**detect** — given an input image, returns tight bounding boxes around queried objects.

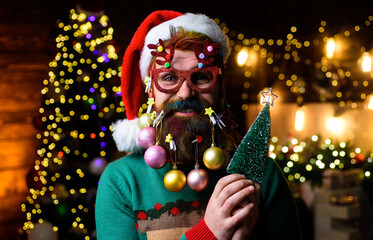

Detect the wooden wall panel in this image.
[0,4,52,239]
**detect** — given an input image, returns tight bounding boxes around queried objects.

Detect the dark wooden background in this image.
[0,2,52,239]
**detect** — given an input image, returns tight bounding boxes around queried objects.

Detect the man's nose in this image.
[176,78,195,99]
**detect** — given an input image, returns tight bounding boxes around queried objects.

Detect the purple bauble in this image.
[187,168,209,191]
[138,127,156,149]
[144,145,167,169]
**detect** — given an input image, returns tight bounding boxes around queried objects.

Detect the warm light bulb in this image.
[326,38,335,58]
[366,94,373,110]
[237,48,249,66]
[326,117,344,133]
[361,52,372,72]
[295,108,305,131]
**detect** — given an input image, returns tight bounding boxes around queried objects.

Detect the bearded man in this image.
[95,10,302,240]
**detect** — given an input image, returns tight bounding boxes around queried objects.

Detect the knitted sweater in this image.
[95,154,302,239]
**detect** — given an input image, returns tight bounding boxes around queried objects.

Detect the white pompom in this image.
[112,118,144,153]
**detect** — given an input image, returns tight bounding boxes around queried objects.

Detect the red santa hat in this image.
[112,10,230,153]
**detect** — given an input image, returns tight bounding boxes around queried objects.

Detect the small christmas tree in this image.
[226,88,276,183]
[226,103,270,183]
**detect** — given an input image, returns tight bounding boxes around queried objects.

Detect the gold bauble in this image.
[164,169,186,192]
[138,113,153,129]
[203,146,226,170]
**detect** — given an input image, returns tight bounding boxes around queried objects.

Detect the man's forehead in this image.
[149,38,221,70]
[155,50,199,70]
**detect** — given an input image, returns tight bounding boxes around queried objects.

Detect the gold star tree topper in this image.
[260,87,278,106]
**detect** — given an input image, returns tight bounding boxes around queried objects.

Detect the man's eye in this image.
[191,72,212,85]
[159,73,179,85]
[164,75,177,81]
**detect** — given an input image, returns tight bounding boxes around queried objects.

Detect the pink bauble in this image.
[187,168,209,191]
[138,127,156,149]
[144,145,167,169]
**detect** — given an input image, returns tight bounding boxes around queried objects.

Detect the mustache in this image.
[163,99,210,113]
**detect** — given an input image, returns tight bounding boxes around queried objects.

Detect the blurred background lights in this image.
[237,48,249,66]
[295,108,305,131]
[236,47,258,67]
[326,38,336,58]
[311,135,319,141]
[360,52,372,72]
[366,94,373,110]
[326,117,344,133]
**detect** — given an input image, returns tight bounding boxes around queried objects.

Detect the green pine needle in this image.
[226,103,271,183]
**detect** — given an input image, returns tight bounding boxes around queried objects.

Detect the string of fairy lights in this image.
[138,15,373,187]
[215,15,373,109]
[22,9,123,239]
[213,15,373,185]
[269,135,373,184]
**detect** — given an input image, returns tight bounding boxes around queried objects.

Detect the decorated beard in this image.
[112,13,240,193]
[160,98,213,167]
[138,38,240,192]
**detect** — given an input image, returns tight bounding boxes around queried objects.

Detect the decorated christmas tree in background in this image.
[21,7,123,240]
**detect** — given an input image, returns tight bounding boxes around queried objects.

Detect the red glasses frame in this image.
[151,66,221,94]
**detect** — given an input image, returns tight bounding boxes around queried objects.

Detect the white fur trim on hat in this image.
[139,12,230,81]
[112,118,144,153]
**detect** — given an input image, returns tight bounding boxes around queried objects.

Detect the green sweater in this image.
[95,154,302,239]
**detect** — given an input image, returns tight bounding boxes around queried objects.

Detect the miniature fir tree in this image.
[226,88,277,183]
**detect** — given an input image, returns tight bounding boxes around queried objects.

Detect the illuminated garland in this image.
[269,134,373,187]
[21,9,123,239]
[213,16,373,190]
[215,15,373,109]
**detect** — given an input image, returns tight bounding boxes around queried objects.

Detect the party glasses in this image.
[151,66,221,93]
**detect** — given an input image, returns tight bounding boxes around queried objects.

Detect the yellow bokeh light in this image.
[325,38,335,58]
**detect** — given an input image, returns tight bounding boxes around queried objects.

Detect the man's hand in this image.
[204,174,260,240]
[231,182,260,240]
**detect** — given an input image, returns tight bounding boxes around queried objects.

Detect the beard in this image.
[156,97,241,169]
[158,98,213,167]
